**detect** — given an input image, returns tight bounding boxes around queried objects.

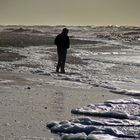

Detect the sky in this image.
[0,0,140,26]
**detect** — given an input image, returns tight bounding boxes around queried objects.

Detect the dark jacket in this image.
[54,33,70,50]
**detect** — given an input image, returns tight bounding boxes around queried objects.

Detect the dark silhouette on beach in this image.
[54,28,70,73]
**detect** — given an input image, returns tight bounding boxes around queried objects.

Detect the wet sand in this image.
[0,72,128,140]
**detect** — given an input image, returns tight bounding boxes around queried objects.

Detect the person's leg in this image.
[56,49,61,72]
[61,50,67,73]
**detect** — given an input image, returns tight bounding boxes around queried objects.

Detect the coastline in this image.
[0,25,140,139]
[0,71,128,140]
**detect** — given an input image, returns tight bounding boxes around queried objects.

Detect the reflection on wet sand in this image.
[51,91,65,121]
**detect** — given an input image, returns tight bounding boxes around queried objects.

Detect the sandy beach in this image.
[0,71,128,140]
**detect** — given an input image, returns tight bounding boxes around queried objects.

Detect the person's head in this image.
[62,28,69,35]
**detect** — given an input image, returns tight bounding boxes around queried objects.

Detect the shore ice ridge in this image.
[47,98,140,140]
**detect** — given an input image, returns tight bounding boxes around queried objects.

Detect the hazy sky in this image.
[0,0,140,26]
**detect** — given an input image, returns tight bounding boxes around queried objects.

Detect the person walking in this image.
[54,28,70,73]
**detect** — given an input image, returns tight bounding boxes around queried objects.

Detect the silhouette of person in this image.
[54,28,70,73]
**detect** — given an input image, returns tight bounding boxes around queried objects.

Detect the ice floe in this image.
[110,89,140,97]
[47,98,140,140]
[71,98,140,119]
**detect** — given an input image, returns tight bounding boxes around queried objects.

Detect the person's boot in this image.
[61,67,65,73]
[61,69,65,73]
[56,66,59,73]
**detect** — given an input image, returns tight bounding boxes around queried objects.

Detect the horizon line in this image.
[0,24,140,27]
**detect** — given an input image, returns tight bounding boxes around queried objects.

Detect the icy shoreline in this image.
[47,98,140,140]
[0,25,140,139]
[0,25,140,93]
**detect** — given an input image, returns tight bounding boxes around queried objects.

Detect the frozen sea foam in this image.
[47,98,140,140]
